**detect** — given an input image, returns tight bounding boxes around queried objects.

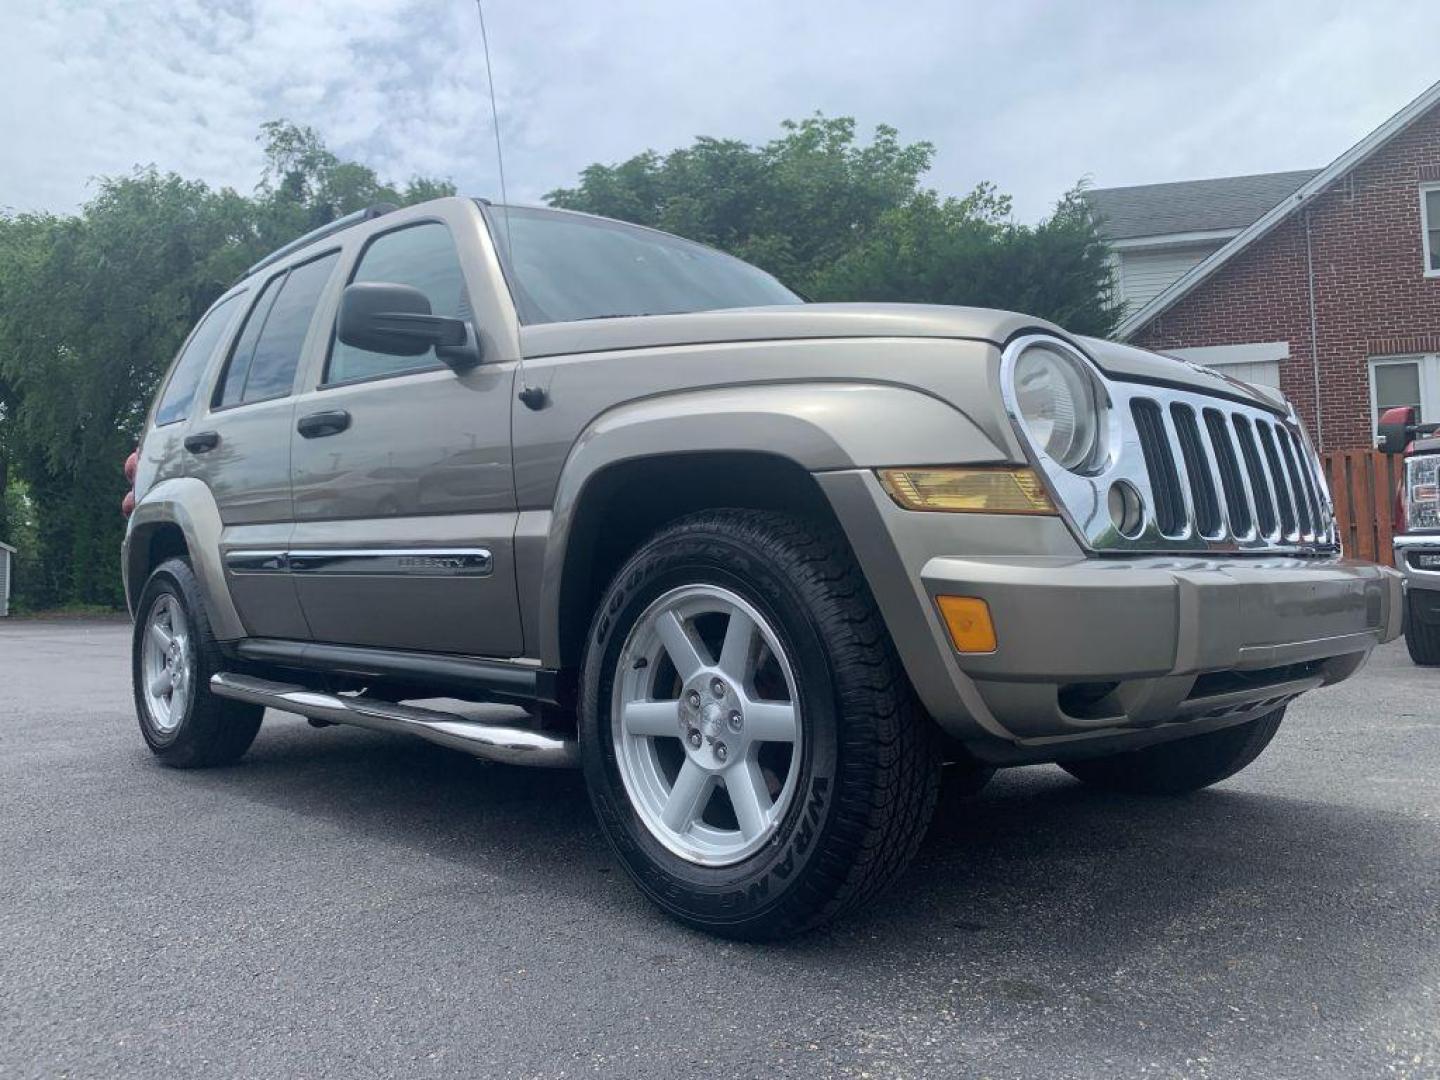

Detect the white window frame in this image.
[1419,183,1440,278]
[1368,354,1440,438]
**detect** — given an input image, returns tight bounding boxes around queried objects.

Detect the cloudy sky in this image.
[3,0,1438,222]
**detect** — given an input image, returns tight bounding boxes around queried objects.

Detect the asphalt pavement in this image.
[1,618,1437,1079]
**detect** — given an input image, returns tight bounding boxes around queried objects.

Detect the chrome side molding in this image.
[224,550,289,574]
[224,548,493,577]
[209,672,577,768]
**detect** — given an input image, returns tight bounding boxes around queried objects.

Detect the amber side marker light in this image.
[936,595,997,654]
[877,467,1056,514]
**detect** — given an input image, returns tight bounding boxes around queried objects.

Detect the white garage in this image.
[1164,340,1287,391]
[0,540,13,617]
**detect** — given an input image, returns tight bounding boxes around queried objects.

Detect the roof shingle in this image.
[1084,170,1319,241]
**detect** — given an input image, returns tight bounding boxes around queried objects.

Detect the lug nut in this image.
[714,742,728,763]
[711,678,727,698]
[687,730,702,749]
[727,710,743,733]
[686,690,702,709]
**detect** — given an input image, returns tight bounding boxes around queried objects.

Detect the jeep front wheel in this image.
[580,510,941,940]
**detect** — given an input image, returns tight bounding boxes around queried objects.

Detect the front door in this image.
[288,217,523,658]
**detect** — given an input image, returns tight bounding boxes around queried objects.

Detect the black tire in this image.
[1404,597,1440,665]
[941,761,997,800]
[1060,707,1285,795]
[580,510,942,940]
[131,558,263,768]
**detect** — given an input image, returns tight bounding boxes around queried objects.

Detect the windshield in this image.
[479,204,801,325]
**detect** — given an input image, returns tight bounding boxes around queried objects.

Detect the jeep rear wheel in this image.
[580,510,941,940]
[132,558,263,767]
[1060,707,1285,795]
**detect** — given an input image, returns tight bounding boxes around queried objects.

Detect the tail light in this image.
[121,448,138,517]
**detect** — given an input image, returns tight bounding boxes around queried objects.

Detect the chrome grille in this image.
[1170,403,1222,537]
[1131,399,1185,536]
[1003,335,1338,556]
[1203,408,1251,536]
[1119,394,1336,552]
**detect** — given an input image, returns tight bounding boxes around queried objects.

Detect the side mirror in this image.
[336,282,481,372]
[1377,405,1417,455]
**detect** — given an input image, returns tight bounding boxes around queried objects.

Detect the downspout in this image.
[1304,207,1324,449]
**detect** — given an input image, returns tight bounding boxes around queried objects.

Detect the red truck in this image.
[1380,406,1440,664]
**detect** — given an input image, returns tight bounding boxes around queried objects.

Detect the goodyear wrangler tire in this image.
[132,558,263,768]
[580,510,942,940]
[1060,707,1285,795]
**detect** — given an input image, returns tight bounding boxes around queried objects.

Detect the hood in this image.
[519,301,1285,412]
[519,302,1055,358]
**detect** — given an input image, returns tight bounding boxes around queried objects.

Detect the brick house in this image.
[1085,79,1440,451]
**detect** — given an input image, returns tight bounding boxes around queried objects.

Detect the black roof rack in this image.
[243,203,399,279]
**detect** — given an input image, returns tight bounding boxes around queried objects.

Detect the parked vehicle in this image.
[1378,407,1440,664]
[122,197,1403,939]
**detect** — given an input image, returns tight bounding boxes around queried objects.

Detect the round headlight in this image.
[1012,345,1105,472]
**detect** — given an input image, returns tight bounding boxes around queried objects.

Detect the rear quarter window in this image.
[153,293,243,426]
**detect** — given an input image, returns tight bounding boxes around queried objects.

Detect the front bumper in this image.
[1394,537,1440,625]
[922,554,1401,752]
[818,469,1403,762]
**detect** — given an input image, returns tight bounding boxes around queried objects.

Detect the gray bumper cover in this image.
[922,554,1402,751]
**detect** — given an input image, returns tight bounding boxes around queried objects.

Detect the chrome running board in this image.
[209,673,578,769]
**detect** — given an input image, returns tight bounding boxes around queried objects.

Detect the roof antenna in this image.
[474,1,544,409]
[475,1,514,262]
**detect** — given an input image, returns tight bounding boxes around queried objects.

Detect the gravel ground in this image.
[1,618,1436,1079]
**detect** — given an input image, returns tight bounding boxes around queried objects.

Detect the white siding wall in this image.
[1166,342,1289,392]
[0,549,9,617]
[1117,244,1223,312]
[1204,359,1281,389]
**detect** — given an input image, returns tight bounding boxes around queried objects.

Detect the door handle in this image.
[184,431,220,453]
[297,410,352,439]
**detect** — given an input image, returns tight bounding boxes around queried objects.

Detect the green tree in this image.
[547,115,934,294]
[547,115,1118,334]
[0,122,453,609]
[812,184,1120,337]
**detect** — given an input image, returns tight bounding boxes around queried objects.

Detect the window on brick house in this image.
[1422,185,1440,275]
[1368,356,1440,438]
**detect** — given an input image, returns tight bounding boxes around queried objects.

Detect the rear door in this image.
[187,249,342,639]
[287,209,523,658]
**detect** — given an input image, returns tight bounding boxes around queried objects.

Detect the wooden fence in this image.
[1323,448,1401,566]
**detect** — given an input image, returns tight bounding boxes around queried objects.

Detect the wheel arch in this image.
[123,477,245,639]
[534,381,1007,670]
[550,451,841,670]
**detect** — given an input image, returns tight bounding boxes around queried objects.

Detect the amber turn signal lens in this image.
[877,467,1056,514]
[936,595,997,654]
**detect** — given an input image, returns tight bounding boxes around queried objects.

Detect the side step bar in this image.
[232,638,563,706]
[210,673,578,769]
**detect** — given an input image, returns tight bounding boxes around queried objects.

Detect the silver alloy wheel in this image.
[612,584,803,866]
[141,594,193,734]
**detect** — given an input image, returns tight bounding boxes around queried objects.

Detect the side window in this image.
[1371,359,1424,430]
[327,222,469,385]
[1422,186,1440,275]
[154,293,241,426]
[216,251,340,408]
[216,273,283,408]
